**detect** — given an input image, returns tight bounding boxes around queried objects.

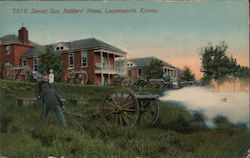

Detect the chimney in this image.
[18,27,29,43]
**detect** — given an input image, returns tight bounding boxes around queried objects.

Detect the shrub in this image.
[0,133,45,158]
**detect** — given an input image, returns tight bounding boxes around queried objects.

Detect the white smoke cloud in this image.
[159,86,250,127]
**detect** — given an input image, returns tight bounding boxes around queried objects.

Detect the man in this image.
[48,69,54,84]
[35,73,51,105]
[41,83,67,128]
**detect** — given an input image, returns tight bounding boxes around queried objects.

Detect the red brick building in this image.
[116,56,179,85]
[0,27,33,70]
[53,39,126,84]
[0,27,127,85]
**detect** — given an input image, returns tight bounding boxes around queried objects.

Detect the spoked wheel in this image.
[100,88,139,127]
[137,99,159,125]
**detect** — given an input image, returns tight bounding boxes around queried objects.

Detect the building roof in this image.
[65,38,126,54]
[21,44,46,58]
[22,38,127,58]
[116,56,176,69]
[0,35,22,45]
[1,26,126,58]
[0,34,46,58]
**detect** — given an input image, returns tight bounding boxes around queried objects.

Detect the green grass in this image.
[0,80,249,158]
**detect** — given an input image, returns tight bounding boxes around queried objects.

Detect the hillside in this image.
[0,80,249,158]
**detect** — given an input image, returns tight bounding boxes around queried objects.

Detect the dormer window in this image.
[55,46,64,51]
[5,45,11,54]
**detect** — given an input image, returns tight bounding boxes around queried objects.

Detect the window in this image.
[56,47,60,50]
[138,69,142,76]
[5,61,10,66]
[81,51,87,67]
[69,53,74,68]
[103,54,108,66]
[5,45,11,54]
[61,46,63,50]
[33,57,39,71]
[22,59,27,66]
[128,70,131,77]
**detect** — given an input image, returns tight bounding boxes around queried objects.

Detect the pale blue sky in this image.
[0,0,248,77]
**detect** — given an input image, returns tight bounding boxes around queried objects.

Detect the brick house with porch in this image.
[116,56,179,85]
[0,27,127,85]
[53,39,126,85]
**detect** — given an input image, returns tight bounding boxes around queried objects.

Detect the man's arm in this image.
[55,91,64,107]
[41,91,45,104]
[35,82,41,99]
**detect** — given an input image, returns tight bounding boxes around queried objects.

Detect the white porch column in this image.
[108,74,111,84]
[101,51,104,85]
[107,53,109,69]
[114,54,116,71]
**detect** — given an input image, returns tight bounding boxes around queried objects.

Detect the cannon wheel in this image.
[137,99,159,125]
[100,88,139,127]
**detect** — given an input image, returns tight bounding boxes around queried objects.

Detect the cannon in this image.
[100,88,159,127]
[16,88,160,128]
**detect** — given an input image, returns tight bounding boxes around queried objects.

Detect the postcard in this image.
[0,1,249,158]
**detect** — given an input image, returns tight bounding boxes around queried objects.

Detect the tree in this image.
[144,59,164,79]
[181,66,195,81]
[41,46,64,82]
[236,66,250,82]
[200,42,237,85]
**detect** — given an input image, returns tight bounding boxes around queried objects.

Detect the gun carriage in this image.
[16,87,159,128]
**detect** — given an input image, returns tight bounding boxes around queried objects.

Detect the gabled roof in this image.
[65,38,126,54]
[21,38,126,58]
[1,33,126,58]
[0,35,22,45]
[20,44,46,58]
[116,56,176,69]
[131,57,158,67]
[0,34,46,58]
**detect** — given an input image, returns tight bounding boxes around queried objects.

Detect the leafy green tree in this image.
[41,46,64,82]
[181,66,195,81]
[144,59,164,79]
[200,42,237,85]
[236,66,250,82]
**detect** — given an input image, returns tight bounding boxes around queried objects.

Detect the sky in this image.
[0,0,249,79]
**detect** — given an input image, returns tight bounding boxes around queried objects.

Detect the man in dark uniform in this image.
[41,83,67,128]
[35,73,51,102]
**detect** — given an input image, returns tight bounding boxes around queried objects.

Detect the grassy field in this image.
[0,80,249,158]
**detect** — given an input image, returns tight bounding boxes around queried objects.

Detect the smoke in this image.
[159,86,249,127]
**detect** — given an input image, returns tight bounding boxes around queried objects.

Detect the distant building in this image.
[116,56,179,84]
[0,26,126,85]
